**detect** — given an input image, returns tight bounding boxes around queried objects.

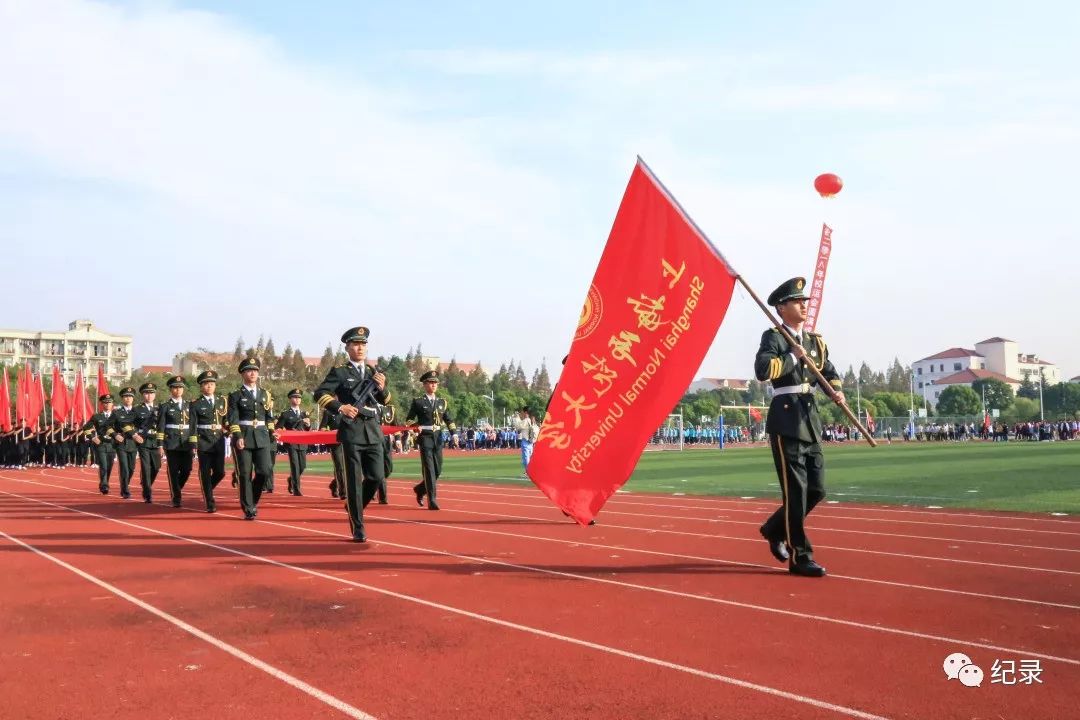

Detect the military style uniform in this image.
[276,389,311,496]
[190,371,228,512]
[81,396,118,493]
[157,376,194,507]
[132,383,162,503]
[314,326,391,541]
[406,370,456,510]
[754,277,843,577]
[228,357,276,519]
[111,388,139,499]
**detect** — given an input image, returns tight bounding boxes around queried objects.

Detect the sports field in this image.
[310,440,1080,514]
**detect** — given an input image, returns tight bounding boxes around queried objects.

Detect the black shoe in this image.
[265,488,274,494]
[121,492,131,499]
[244,512,255,520]
[788,559,826,577]
[428,501,441,511]
[144,497,152,504]
[760,526,790,563]
[588,519,597,526]
[100,487,109,495]
[294,490,303,497]
[352,531,367,542]
[172,501,181,508]
[414,485,425,507]
[207,505,216,513]
[377,499,388,505]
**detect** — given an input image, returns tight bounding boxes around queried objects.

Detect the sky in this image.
[2,0,1078,382]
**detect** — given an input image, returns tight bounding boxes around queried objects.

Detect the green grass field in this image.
[304,440,1080,514]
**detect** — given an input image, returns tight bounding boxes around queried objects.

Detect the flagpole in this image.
[735,276,877,447]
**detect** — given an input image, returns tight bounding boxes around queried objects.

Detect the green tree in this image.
[744,379,766,405]
[1017,378,1039,400]
[971,378,1014,412]
[1002,397,1040,424]
[263,337,277,378]
[512,362,529,390]
[530,360,552,397]
[886,358,910,393]
[318,344,335,376]
[490,363,512,394]
[936,386,981,416]
[465,364,489,395]
[232,337,245,365]
[1043,381,1080,418]
[443,358,467,395]
[290,348,307,384]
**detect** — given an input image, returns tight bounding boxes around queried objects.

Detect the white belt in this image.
[239,420,265,427]
[196,423,221,430]
[773,383,812,396]
[165,424,189,430]
[418,425,441,431]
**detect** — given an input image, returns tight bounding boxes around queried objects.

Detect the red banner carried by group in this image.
[0,368,11,432]
[528,159,739,525]
[804,223,832,332]
[51,366,70,424]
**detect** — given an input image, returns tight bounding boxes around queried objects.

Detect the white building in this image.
[0,319,133,385]
[688,378,750,393]
[913,336,1059,408]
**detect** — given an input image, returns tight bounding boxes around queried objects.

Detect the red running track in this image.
[0,464,1077,719]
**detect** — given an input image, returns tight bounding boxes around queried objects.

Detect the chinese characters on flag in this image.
[528,159,738,525]
[804,223,832,332]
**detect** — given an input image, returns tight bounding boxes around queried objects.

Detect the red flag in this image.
[25,372,43,432]
[529,159,738,524]
[749,407,762,423]
[0,367,11,433]
[71,371,87,427]
[804,224,832,333]
[15,366,27,428]
[96,363,109,401]
[983,412,991,430]
[51,366,70,424]
[865,409,875,434]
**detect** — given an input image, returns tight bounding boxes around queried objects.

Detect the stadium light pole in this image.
[1038,368,1045,422]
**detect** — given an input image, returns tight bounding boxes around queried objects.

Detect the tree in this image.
[1043,381,1080,418]
[936,386,981,416]
[1017,378,1039,400]
[490,363,512,394]
[443,358,467,396]
[465,364,489,395]
[512,362,529,390]
[264,337,277,378]
[290,348,307,383]
[744,379,766,405]
[857,362,873,387]
[1003,397,1040,424]
[530,360,552,397]
[232,337,245,365]
[318,344,335,376]
[886,358,910,393]
[971,378,1014,412]
[842,365,856,387]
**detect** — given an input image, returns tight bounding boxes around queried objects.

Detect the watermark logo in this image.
[944,653,1043,688]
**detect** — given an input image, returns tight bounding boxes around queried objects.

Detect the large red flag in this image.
[15,366,27,428]
[528,158,738,524]
[24,371,43,432]
[51,366,70,424]
[71,371,90,427]
[96,363,109,401]
[0,367,11,432]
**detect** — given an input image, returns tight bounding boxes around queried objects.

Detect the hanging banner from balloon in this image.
[805,223,832,332]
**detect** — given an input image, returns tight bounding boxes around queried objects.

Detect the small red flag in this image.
[528,158,738,525]
[96,363,109,401]
[51,366,70,424]
[0,367,11,433]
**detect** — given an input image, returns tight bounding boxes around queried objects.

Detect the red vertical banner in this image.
[0,367,11,432]
[27,372,44,431]
[51,365,70,424]
[804,223,832,332]
[71,371,86,427]
[528,159,739,525]
[15,366,27,428]
[96,363,109,401]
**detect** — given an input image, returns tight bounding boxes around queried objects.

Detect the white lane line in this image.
[0,527,378,720]
[30,471,1080,610]
[377,480,1080,537]
[0,486,890,720]
[376,492,1080,554]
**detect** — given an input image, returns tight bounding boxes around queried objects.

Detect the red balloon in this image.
[814,173,843,198]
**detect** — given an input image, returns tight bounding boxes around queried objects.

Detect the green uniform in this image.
[227,386,276,518]
[157,398,193,506]
[405,394,454,509]
[754,326,842,565]
[319,407,346,499]
[276,406,310,495]
[133,402,161,502]
[190,394,227,511]
[81,412,118,493]
[112,405,138,498]
[314,362,391,539]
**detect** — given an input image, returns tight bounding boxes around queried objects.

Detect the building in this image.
[913,337,1060,408]
[0,319,133,385]
[687,377,750,394]
[136,364,173,377]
